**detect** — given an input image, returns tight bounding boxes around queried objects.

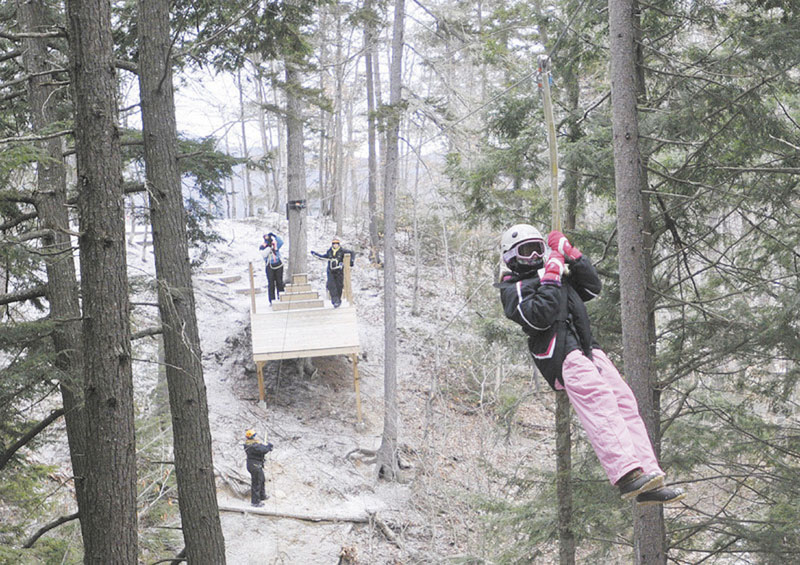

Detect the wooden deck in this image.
[246,260,362,421]
[250,303,359,362]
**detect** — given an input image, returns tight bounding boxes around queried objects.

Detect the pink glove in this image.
[541,251,565,285]
[548,231,582,260]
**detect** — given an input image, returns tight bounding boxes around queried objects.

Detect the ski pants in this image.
[266,263,285,303]
[247,460,266,504]
[327,267,344,305]
[556,348,663,485]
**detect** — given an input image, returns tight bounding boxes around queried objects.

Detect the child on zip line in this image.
[497,224,685,505]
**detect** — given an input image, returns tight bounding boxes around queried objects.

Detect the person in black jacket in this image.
[243,429,273,507]
[259,232,285,304]
[497,224,685,506]
[311,237,355,308]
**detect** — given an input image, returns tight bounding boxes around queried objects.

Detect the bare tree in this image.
[138,0,227,561]
[363,0,382,264]
[375,0,405,480]
[237,68,254,217]
[65,0,138,559]
[332,3,345,235]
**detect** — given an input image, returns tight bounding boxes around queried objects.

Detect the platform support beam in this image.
[352,353,362,424]
[249,262,257,314]
[257,361,266,408]
[343,254,353,304]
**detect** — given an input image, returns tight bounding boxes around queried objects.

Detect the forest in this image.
[1,0,799,563]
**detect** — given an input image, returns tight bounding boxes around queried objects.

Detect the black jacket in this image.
[498,255,602,389]
[312,246,355,270]
[244,439,273,465]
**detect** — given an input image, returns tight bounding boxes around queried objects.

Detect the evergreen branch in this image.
[0,407,65,472]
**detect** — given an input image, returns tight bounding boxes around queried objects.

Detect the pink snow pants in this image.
[555,348,662,485]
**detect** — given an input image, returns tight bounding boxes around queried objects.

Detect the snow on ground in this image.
[29,210,556,563]
[191,215,428,563]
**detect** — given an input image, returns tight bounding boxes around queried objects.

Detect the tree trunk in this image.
[65,0,138,560]
[376,0,405,481]
[137,1,227,562]
[285,61,308,277]
[608,0,666,561]
[318,60,329,216]
[16,0,89,534]
[332,5,345,236]
[237,68,254,217]
[253,58,273,212]
[271,60,285,213]
[364,0,381,265]
[346,62,359,228]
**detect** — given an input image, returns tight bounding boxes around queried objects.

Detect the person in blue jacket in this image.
[259,232,285,304]
[244,429,273,507]
[497,224,685,506]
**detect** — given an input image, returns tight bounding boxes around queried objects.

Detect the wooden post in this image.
[539,56,561,232]
[249,262,257,314]
[343,253,354,304]
[257,361,266,408]
[352,353,362,424]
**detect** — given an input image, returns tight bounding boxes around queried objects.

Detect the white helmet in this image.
[501,224,546,271]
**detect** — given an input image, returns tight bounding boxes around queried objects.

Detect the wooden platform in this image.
[250,304,359,361]
[246,259,362,422]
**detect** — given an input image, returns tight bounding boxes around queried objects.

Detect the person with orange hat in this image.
[243,429,273,507]
[311,236,355,308]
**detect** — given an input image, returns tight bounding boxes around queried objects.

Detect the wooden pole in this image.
[249,261,257,314]
[343,252,353,304]
[257,361,266,407]
[539,56,561,232]
[352,353,362,424]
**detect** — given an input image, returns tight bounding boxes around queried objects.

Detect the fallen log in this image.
[217,504,368,524]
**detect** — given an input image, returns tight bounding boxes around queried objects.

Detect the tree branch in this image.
[217,504,369,524]
[0,285,48,307]
[23,511,79,548]
[0,211,38,231]
[132,326,163,340]
[0,49,22,63]
[0,29,65,41]
[0,129,73,146]
[0,408,65,472]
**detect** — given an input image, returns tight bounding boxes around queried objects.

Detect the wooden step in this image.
[291,273,308,285]
[271,299,324,311]
[219,275,241,284]
[236,287,264,295]
[279,291,319,301]
[284,283,312,293]
[204,266,224,275]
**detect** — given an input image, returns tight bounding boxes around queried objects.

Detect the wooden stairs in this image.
[271,273,324,311]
